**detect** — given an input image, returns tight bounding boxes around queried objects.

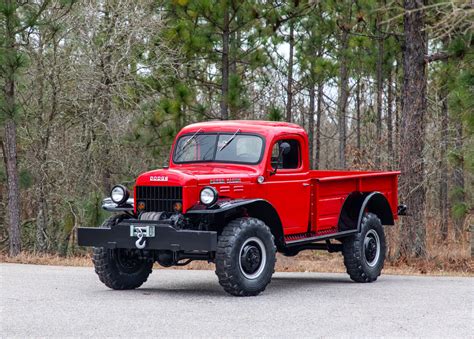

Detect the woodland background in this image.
[0,0,472,268]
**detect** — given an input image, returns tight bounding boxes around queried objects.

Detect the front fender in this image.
[186,199,285,250]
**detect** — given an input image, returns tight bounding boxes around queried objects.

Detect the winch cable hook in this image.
[135,228,146,249]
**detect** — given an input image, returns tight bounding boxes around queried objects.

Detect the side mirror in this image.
[280,142,291,156]
[270,142,291,175]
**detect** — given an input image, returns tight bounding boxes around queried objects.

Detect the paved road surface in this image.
[1,263,472,337]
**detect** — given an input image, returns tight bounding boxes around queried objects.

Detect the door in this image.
[262,136,311,235]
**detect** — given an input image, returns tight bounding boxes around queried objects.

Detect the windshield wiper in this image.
[175,128,202,159]
[219,129,240,152]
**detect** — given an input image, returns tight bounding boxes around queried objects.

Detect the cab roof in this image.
[178,120,306,138]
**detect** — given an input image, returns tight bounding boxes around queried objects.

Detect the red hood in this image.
[135,164,260,187]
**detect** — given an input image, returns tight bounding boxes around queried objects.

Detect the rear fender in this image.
[186,199,285,250]
[338,191,395,232]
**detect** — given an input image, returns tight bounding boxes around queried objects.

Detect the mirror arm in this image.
[269,149,286,175]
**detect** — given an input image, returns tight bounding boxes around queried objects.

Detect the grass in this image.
[1,250,472,277]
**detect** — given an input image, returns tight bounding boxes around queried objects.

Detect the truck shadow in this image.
[136,285,224,297]
[104,274,353,298]
[270,275,352,291]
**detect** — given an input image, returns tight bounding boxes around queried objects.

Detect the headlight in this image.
[110,185,129,205]
[200,186,218,206]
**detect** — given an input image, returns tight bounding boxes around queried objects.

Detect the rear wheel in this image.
[215,217,276,296]
[92,214,153,290]
[342,213,386,282]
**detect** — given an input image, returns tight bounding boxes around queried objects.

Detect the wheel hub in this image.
[238,237,267,279]
[363,229,380,267]
[115,249,143,273]
[241,244,262,274]
[364,238,377,262]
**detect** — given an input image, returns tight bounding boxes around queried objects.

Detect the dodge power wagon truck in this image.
[78,120,404,296]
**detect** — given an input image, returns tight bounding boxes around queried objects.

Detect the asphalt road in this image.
[1,263,473,338]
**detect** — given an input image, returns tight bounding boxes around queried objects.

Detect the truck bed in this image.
[309,170,400,234]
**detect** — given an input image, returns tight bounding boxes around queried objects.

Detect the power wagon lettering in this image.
[210,178,241,184]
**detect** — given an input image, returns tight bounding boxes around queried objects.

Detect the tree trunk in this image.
[286,19,294,123]
[356,77,361,151]
[308,85,315,169]
[395,62,401,167]
[100,6,114,195]
[376,20,384,167]
[338,29,349,169]
[438,82,449,241]
[452,116,465,240]
[387,68,394,168]
[315,82,323,169]
[2,0,21,256]
[399,0,427,258]
[36,192,48,251]
[220,5,230,120]
[34,32,49,253]
[2,120,22,256]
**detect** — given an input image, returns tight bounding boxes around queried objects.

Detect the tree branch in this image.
[424,52,450,63]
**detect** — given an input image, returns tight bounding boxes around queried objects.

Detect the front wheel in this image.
[342,213,386,282]
[215,217,276,296]
[92,215,153,290]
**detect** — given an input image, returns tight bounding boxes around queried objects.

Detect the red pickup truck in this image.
[78,120,404,296]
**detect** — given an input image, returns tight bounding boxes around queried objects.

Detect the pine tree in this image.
[0,0,71,256]
[297,1,336,168]
[159,0,269,120]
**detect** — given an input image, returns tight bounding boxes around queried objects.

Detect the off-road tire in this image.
[342,212,386,282]
[215,217,276,296]
[92,214,153,290]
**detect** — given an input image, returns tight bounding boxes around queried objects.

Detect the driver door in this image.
[261,136,310,235]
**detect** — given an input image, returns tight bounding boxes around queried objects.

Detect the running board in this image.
[284,229,358,247]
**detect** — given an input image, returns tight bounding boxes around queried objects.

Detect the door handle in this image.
[302,183,310,187]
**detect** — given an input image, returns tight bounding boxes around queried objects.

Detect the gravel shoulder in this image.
[1,263,473,337]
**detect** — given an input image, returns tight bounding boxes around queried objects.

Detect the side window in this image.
[270,139,300,169]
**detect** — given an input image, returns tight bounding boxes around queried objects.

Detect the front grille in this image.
[135,186,182,213]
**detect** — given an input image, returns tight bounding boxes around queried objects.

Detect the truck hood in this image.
[135,164,260,187]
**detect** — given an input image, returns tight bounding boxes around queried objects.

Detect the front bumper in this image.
[77,220,217,251]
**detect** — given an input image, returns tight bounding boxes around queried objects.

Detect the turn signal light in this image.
[137,201,146,211]
[173,202,183,212]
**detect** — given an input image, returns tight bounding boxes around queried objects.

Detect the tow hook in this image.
[135,228,147,249]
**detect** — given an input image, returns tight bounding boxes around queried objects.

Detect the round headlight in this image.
[200,186,218,206]
[110,185,129,204]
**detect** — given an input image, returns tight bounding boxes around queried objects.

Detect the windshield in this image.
[173,133,264,164]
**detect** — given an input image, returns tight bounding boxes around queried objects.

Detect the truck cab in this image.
[78,120,403,296]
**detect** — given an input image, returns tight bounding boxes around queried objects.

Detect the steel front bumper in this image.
[77,220,217,251]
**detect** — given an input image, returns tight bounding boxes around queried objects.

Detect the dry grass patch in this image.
[1,250,472,277]
[0,252,91,267]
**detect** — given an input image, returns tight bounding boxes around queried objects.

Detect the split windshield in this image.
[173,132,264,164]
